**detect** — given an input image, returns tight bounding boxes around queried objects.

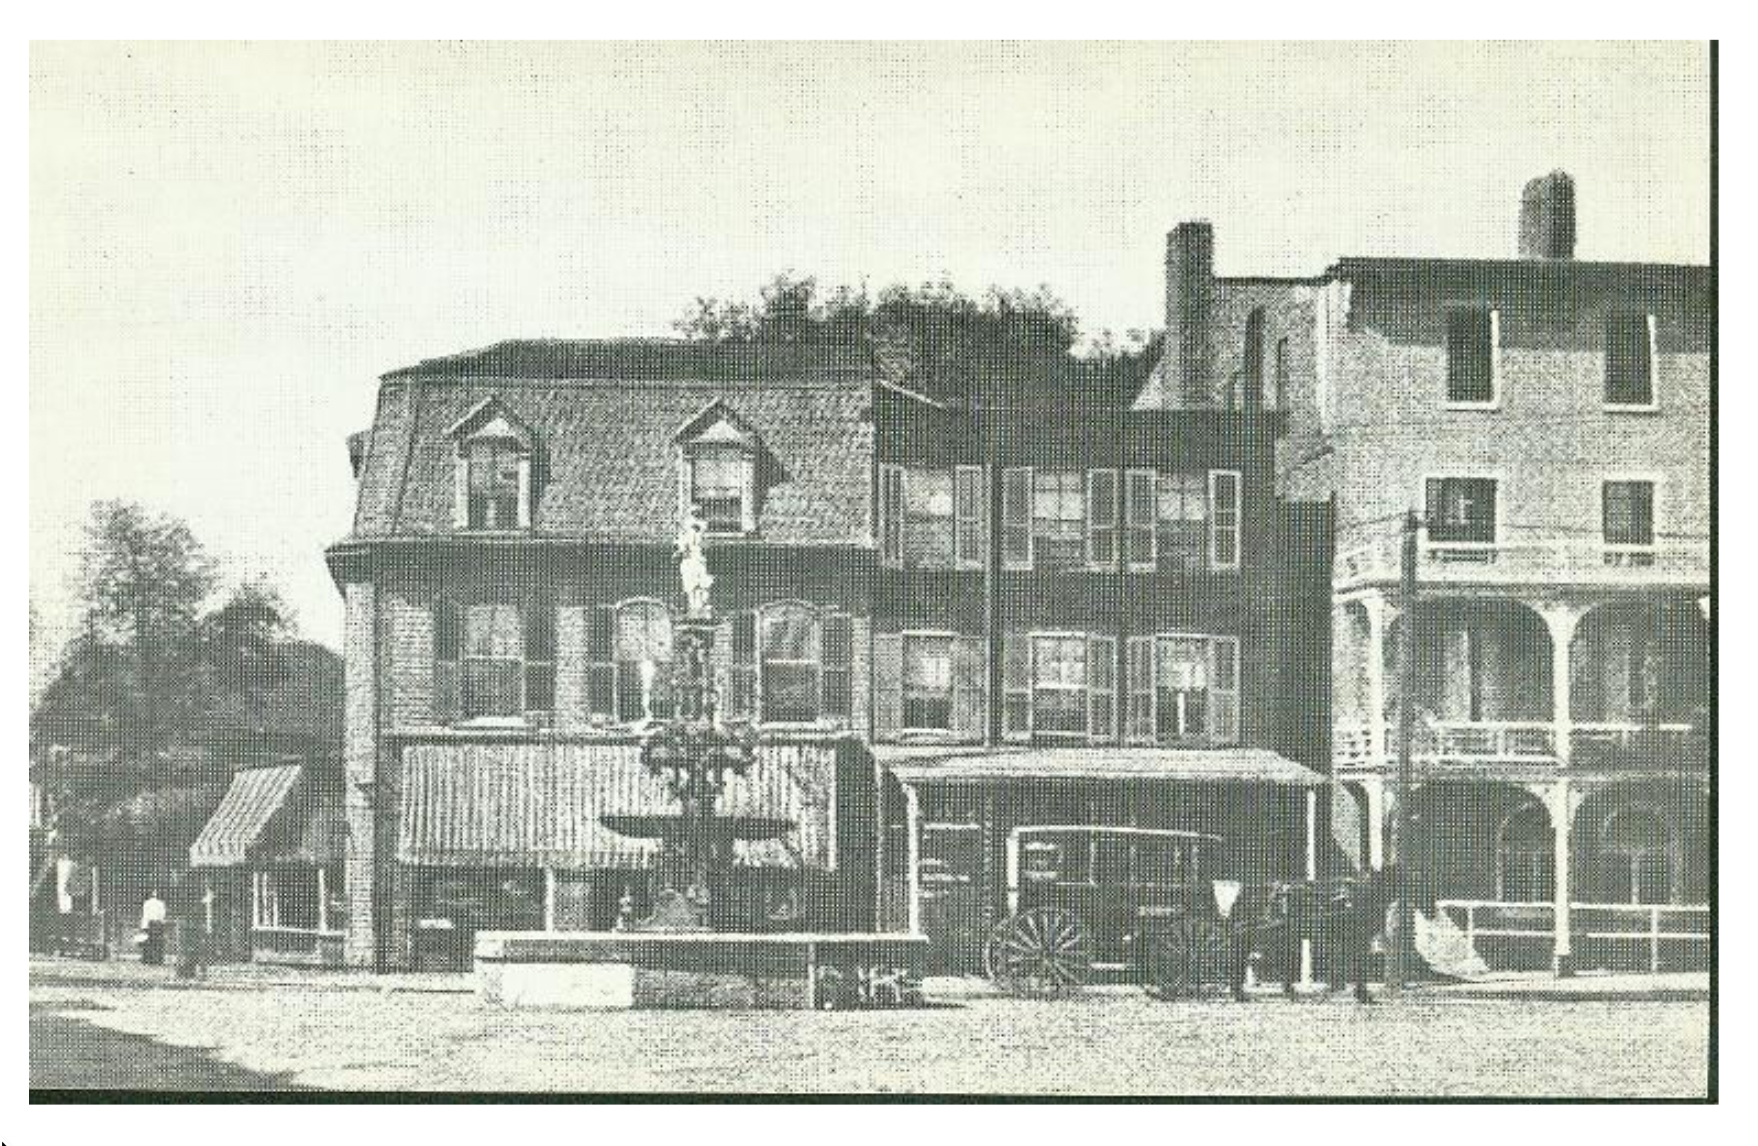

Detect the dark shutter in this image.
[587,604,616,721]
[953,636,987,742]
[523,593,556,718]
[730,611,757,720]
[433,596,462,724]
[1001,467,1032,569]
[872,632,903,741]
[822,613,854,720]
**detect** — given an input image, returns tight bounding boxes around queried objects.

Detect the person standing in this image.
[139,889,167,965]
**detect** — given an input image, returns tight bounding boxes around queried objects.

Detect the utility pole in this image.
[1386,509,1421,997]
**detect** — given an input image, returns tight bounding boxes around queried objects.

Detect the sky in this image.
[28,41,1712,656]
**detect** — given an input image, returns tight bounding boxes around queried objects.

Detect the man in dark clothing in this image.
[139,890,167,965]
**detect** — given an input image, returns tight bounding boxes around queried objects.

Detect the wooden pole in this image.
[1387,510,1420,997]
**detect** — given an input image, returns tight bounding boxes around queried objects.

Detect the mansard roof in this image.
[346,339,876,546]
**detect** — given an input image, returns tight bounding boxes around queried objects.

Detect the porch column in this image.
[1361,594,1393,769]
[1361,774,1387,871]
[542,868,557,932]
[1539,603,1584,767]
[1301,788,1318,986]
[904,783,923,935]
[316,868,328,934]
[1547,778,1575,977]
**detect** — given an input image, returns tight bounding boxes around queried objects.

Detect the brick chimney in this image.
[1518,171,1576,260]
[1165,221,1215,407]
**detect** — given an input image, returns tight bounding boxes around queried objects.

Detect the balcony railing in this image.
[1334,537,1708,590]
[1334,720,1702,772]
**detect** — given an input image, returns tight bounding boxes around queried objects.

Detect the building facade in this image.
[328,238,1336,973]
[1274,173,1712,973]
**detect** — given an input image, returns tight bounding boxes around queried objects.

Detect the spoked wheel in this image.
[1143,915,1234,1000]
[985,907,1093,997]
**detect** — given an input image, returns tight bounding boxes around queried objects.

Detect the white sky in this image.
[28,41,1712,653]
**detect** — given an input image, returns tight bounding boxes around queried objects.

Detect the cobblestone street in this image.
[29,959,1711,1098]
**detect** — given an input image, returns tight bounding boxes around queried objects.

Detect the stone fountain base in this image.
[474,931,930,1010]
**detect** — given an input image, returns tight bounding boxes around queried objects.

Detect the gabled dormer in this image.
[675,399,762,535]
[448,398,536,531]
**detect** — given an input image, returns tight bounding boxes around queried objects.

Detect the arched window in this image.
[1601,807,1675,905]
[586,600,673,725]
[1496,801,1553,902]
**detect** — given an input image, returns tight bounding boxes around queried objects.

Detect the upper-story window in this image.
[903,634,955,731]
[1125,633,1239,747]
[1605,313,1657,408]
[1446,307,1500,407]
[433,593,555,724]
[879,465,985,570]
[1032,471,1086,569]
[676,400,761,536]
[586,600,674,725]
[1603,479,1655,552]
[1002,631,1116,744]
[727,603,854,726]
[1274,337,1290,410]
[996,467,1240,574]
[1426,477,1498,545]
[449,399,535,531]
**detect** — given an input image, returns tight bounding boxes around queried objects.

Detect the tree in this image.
[674,273,1157,404]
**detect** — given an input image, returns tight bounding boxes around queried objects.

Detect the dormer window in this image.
[448,399,535,531]
[675,399,762,536]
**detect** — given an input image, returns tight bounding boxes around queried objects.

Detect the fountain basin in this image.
[475,931,930,1010]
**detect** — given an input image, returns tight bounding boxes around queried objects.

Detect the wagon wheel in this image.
[1143,915,1234,1000]
[985,907,1092,997]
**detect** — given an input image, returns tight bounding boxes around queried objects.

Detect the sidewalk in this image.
[1422,970,1710,1002]
[29,954,476,995]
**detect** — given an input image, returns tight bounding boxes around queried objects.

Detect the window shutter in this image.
[516,454,533,528]
[953,635,987,741]
[1001,467,1033,570]
[729,611,758,721]
[1125,469,1158,570]
[1002,632,1032,741]
[523,593,556,719]
[1126,635,1155,745]
[1210,636,1240,745]
[1086,470,1119,571]
[452,453,469,530]
[822,613,854,720]
[1087,635,1116,743]
[880,465,904,566]
[872,632,903,741]
[954,465,985,569]
[433,596,462,724]
[587,605,616,722]
[1208,470,1241,571]
[739,452,758,533]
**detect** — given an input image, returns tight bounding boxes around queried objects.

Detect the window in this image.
[1243,308,1265,409]
[1031,635,1088,735]
[1001,468,1032,570]
[1157,472,1207,569]
[1426,477,1498,544]
[690,449,750,534]
[1086,470,1119,570]
[761,604,820,723]
[904,469,955,566]
[587,601,672,725]
[1603,480,1655,547]
[1605,313,1656,407]
[747,603,853,725]
[1032,471,1085,569]
[879,464,904,566]
[434,595,554,723]
[1208,470,1241,571]
[1126,633,1241,746]
[465,439,524,530]
[954,466,984,569]
[903,634,955,731]
[1446,307,1498,406]
[1600,808,1674,905]
[1125,469,1157,571]
[1497,803,1554,902]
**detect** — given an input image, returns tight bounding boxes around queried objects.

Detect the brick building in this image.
[327,237,1336,973]
[1271,173,1712,972]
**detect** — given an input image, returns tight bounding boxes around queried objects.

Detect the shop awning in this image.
[188,765,303,867]
[396,741,837,870]
[879,746,1326,787]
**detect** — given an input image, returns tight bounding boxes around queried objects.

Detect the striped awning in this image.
[188,765,303,868]
[879,746,1326,787]
[396,741,836,870]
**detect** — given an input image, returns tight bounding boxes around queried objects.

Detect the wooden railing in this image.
[1437,900,1709,973]
[1335,720,1701,771]
[1335,537,1707,590]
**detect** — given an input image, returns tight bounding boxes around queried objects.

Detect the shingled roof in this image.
[348,339,877,546]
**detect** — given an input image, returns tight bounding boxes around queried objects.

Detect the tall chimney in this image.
[1166,221,1215,407]
[1518,171,1576,260]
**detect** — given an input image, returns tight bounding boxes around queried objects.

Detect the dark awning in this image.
[188,765,303,868]
[879,746,1326,787]
[396,741,837,870]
